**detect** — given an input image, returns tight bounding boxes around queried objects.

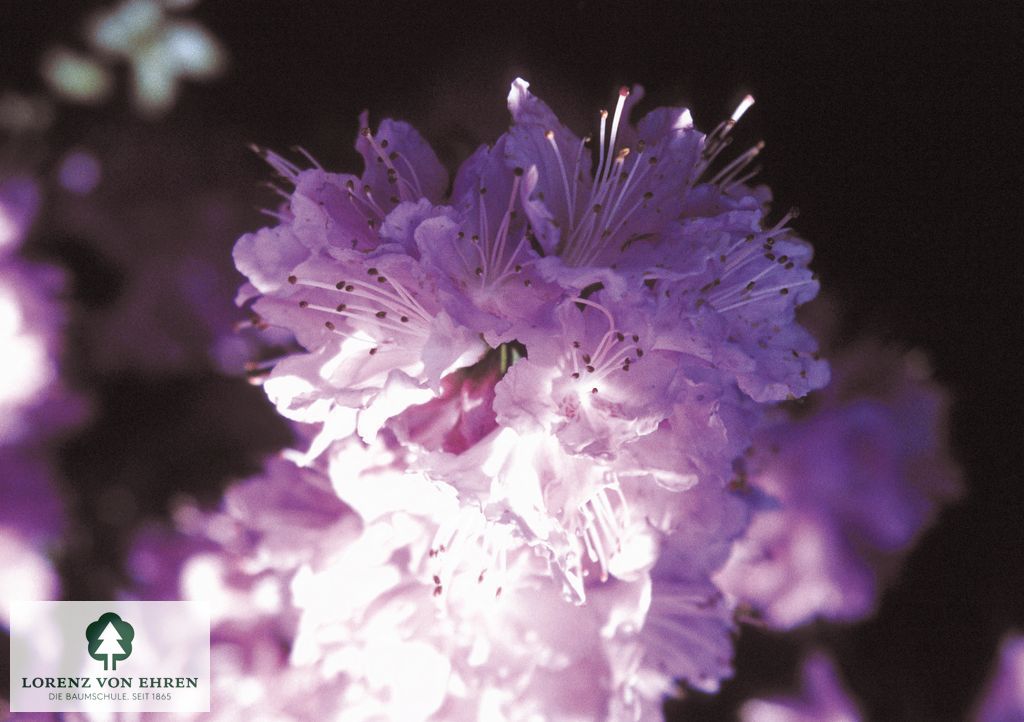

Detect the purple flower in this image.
[0,174,84,627]
[716,339,962,629]
[389,359,501,454]
[740,652,863,722]
[0,176,67,444]
[233,79,826,466]
[414,136,562,344]
[51,125,282,375]
[505,79,702,267]
[213,77,840,716]
[124,438,751,719]
[0,452,64,626]
[972,633,1024,722]
[129,454,358,622]
[0,263,62,444]
[120,454,366,721]
[0,176,40,253]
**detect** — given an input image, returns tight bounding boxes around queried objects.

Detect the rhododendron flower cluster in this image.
[114,79,960,720]
[229,78,826,718]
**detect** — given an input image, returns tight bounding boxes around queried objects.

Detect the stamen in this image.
[713,280,816,313]
[360,185,389,218]
[360,127,417,202]
[711,141,765,185]
[250,145,300,183]
[576,485,628,583]
[595,108,610,187]
[546,130,576,220]
[291,145,323,170]
[391,152,426,197]
[288,271,436,346]
[730,94,756,124]
[566,297,645,387]
[603,87,630,183]
[464,170,528,287]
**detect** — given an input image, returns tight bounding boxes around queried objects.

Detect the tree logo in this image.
[85,613,135,671]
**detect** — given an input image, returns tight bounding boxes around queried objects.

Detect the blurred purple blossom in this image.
[973,633,1024,722]
[0,174,86,625]
[0,174,88,437]
[715,336,961,629]
[48,125,280,375]
[0,452,65,626]
[740,652,863,722]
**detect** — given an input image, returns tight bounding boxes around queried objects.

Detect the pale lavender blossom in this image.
[121,455,357,720]
[740,652,863,722]
[972,633,1024,722]
[234,78,826,470]
[197,78,842,717]
[715,339,962,629]
[228,89,819,629]
[123,439,749,720]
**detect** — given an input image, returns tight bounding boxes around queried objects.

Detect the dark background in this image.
[2,1,1022,719]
